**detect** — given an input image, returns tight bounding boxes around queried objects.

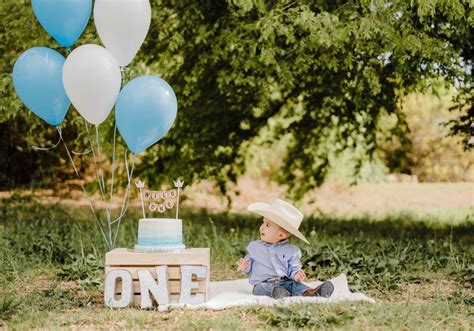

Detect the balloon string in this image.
[31,129,62,151]
[112,151,135,247]
[84,121,108,208]
[31,125,91,155]
[84,121,113,247]
[110,150,133,226]
[93,124,107,199]
[94,125,112,245]
[95,125,108,207]
[108,122,117,223]
[56,126,111,249]
[71,147,92,156]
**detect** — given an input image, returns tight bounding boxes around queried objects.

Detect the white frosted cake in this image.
[134,218,185,251]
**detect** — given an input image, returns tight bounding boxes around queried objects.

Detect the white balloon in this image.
[63,44,121,125]
[94,0,151,67]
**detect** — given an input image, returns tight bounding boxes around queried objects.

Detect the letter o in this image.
[104,270,133,308]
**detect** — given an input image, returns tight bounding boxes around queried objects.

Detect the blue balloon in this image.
[32,0,92,47]
[12,47,70,126]
[116,76,178,154]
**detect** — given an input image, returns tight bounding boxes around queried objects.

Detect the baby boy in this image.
[237,199,334,299]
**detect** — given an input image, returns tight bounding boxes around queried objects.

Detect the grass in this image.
[0,193,473,329]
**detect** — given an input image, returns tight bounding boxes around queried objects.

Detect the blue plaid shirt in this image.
[242,239,302,285]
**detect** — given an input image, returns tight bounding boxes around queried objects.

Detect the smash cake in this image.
[134,218,185,251]
[134,179,186,252]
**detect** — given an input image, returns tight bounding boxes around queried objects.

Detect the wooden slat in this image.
[205,262,210,299]
[113,279,207,294]
[105,266,186,280]
[105,248,210,266]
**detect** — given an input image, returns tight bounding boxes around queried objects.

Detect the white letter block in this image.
[104,269,133,308]
[138,266,169,308]
[179,266,207,305]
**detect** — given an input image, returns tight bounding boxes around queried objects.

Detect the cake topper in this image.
[135,179,184,220]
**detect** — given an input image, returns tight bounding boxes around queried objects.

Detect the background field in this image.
[1,182,472,329]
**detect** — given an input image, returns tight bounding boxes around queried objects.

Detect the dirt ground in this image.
[187,176,474,216]
[2,176,472,218]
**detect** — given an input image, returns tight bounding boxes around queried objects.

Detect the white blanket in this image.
[158,273,375,311]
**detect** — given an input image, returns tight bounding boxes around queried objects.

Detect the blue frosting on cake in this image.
[134,218,185,251]
[137,236,182,246]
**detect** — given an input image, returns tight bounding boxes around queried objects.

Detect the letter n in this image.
[137,266,169,308]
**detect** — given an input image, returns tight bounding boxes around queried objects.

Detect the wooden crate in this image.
[105,248,210,306]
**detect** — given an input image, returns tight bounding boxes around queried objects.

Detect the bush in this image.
[377,90,474,181]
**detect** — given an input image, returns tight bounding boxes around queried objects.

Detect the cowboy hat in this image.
[247,198,309,244]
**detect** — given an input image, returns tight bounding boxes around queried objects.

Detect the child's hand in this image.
[236,258,250,272]
[293,270,305,282]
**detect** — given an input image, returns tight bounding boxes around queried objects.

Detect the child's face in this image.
[259,218,288,244]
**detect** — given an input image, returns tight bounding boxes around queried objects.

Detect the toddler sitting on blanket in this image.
[237,199,334,299]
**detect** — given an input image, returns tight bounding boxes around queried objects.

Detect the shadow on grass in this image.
[182,207,474,243]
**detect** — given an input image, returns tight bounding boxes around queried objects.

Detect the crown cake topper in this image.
[135,178,184,219]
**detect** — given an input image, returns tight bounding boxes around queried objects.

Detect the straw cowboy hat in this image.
[248,199,309,244]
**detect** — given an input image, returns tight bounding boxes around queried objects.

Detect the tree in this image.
[138,0,472,197]
[1,0,472,198]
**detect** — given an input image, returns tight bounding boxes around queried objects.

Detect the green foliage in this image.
[455,263,474,286]
[300,237,471,293]
[1,194,78,264]
[377,90,474,181]
[138,0,473,196]
[246,87,473,185]
[57,254,103,287]
[448,87,474,151]
[53,281,97,309]
[256,298,474,330]
[1,1,473,193]
[0,295,19,322]
[448,288,474,305]
[259,305,355,328]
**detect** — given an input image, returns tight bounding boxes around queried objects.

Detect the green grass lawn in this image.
[0,194,473,329]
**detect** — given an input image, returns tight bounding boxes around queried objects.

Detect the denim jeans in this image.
[252,279,311,297]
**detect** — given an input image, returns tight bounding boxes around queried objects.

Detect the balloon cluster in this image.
[12,0,177,154]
